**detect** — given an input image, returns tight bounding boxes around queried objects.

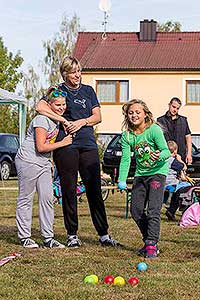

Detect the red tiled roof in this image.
[73,32,200,71]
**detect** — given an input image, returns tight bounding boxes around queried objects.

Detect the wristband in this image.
[85,118,89,125]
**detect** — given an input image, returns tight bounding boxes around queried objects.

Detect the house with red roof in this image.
[73,19,200,143]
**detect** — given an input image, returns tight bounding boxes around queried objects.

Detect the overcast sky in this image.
[1,0,200,80]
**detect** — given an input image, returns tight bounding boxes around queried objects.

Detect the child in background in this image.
[118,99,170,258]
[164,140,187,205]
[15,87,72,248]
[165,141,192,221]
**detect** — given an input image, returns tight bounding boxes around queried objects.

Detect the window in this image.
[96,80,129,104]
[192,135,200,148]
[186,80,200,104]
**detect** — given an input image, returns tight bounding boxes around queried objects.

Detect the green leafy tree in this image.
[158,20,182,32]
[0,37,23,91]
[0,37,24,133]
[41,13,81,85]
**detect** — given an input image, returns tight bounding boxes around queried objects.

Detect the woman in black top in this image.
[36,56,120,248]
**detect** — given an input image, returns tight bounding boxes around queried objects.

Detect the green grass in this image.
[0,180,200,300]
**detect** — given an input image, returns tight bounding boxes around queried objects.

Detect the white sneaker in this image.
[21,238,39,248]
[67,235,82,248]
[43,239,65,248]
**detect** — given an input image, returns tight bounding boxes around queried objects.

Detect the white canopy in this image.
[0,88,27,144]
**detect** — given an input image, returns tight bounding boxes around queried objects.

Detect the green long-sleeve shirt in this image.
[119,123,170,182]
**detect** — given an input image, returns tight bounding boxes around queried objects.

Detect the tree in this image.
[22,65,44,109]
[157,20,182,32]
[0,37,23,91]
[41,13,81,85]
[0,37,24,133]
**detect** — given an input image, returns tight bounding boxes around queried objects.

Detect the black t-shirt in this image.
[157,113,191,161]
[56,83,100,150]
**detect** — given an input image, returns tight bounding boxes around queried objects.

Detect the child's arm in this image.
[170,156,187,180]
[151,124,171,161]
[118,132,132,182]
[180,170,187,181]
[35,127,73,153]
[176,154,187,171]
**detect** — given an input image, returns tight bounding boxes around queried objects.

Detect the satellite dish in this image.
[99,0,111,12]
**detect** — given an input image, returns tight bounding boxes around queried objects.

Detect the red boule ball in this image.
[128,276,139,286]
[103,275,115,285]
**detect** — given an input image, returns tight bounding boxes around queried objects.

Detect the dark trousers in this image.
[167,186,191,216]
[130,174,166,243]
[167,193,179,216]
[53,147,109,236]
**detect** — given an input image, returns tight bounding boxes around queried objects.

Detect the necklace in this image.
[64,83,81,97]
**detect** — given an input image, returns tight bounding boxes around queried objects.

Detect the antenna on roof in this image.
[99,0,111,40]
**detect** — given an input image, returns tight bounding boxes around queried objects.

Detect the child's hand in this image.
[61,134,73,146]
[180,170,187,181]
[150,150,160,161]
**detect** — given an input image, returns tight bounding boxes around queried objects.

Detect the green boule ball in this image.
[83,275,96,284]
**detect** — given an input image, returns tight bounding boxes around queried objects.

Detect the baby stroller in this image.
[53,168,86,204]
[178,185,200,227]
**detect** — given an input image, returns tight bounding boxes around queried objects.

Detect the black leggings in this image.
[53,147,109,236]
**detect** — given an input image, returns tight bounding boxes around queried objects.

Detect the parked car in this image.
[102,134,200,182]
[102,134,135,183]
[0,133,20,180]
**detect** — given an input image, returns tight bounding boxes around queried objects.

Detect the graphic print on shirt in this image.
[135,141,156,167]
[46,128,59,144]
[74,99,86,108]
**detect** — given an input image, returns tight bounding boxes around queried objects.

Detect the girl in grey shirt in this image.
[16,87,72,248]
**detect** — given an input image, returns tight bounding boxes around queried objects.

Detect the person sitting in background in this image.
[165,141,191,221]
[165,140,186,187]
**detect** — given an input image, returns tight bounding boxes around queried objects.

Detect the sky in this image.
[1,0,200,84]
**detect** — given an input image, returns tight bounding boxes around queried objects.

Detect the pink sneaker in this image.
[145,240,158,259]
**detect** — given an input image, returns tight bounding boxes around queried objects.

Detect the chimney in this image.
[139,19,157,42]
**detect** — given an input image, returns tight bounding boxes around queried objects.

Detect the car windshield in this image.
[109,135,121,148]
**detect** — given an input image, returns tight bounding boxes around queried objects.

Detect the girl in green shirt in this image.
[118,99,170,258]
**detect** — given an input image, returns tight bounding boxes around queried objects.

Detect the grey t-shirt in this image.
[165,156,184,186]
[16,115,59,166]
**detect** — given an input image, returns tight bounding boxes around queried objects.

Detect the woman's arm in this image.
[66,106,102,134]
[35,127,73,153]
[35,99,69,125]
[86,106,102,126]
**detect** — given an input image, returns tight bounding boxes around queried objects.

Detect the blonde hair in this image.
[122,99,155,131]
[167,140,178,154]
[60,56,81,79]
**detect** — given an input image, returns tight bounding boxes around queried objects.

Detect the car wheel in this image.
[0,161,11,180]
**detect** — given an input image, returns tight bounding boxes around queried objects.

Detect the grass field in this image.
[0,179,200,300]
